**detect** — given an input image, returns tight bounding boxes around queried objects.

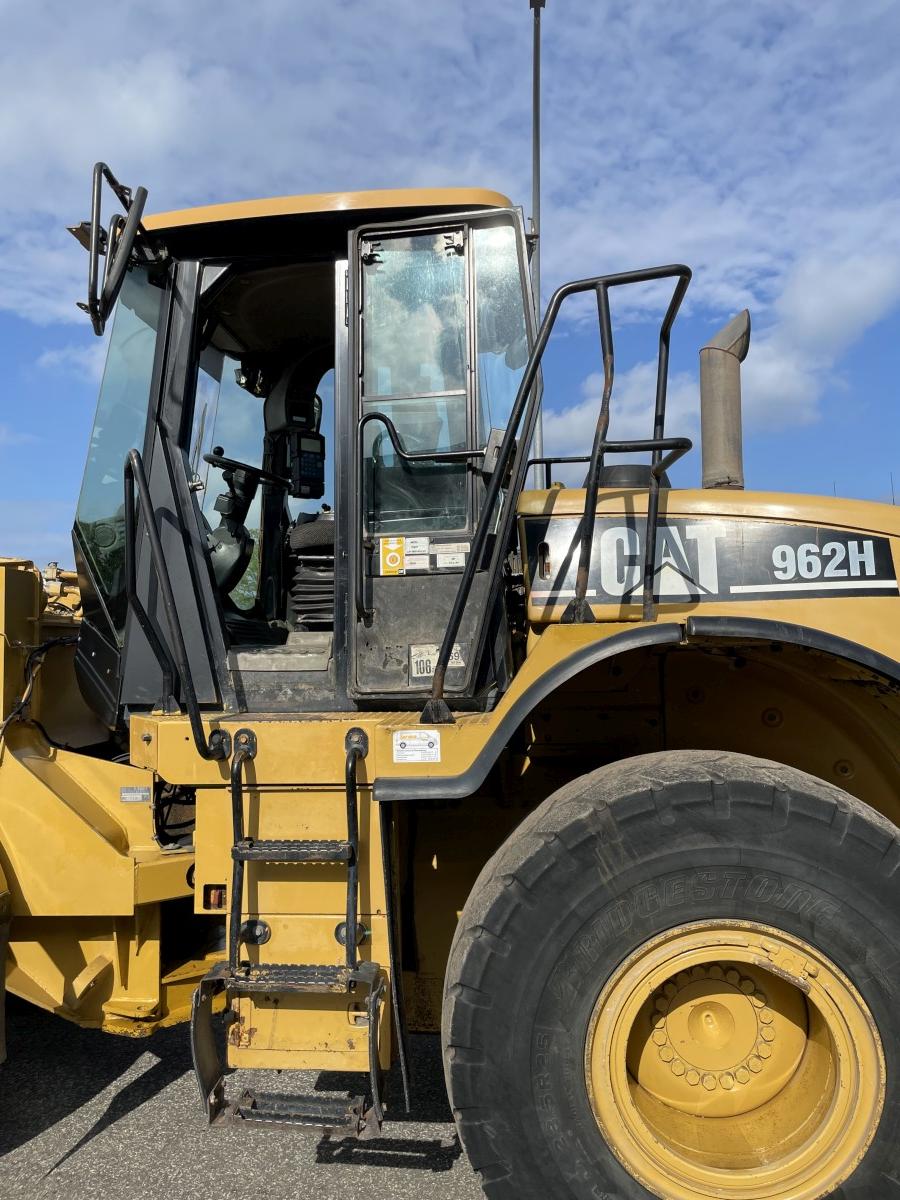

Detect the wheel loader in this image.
[0,160,898,1200]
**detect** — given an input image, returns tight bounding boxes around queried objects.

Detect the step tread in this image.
[235,1091,364,1130]
[232,838,352,863]
[228,962,353,993]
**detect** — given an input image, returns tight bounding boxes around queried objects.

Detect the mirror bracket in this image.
[68,162,161,336]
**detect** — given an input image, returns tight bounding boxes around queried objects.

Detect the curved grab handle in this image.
[353,411,485,621]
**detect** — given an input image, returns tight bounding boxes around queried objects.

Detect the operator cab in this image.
[188,260,336,647]
[71,186,536,725]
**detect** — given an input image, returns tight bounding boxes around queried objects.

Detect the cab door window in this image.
[359,219,531,539]
[361,231,469,534]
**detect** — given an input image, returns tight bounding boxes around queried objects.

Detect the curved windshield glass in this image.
[75,268,163,636]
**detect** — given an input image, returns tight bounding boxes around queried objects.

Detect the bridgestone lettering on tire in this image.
[442,751,900,1200]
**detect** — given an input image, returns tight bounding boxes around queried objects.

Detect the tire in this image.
[442,750,900,1200]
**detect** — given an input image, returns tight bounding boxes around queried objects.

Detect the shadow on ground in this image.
[1,995,464,1181]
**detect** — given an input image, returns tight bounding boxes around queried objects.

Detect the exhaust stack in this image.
[700,309,751,489]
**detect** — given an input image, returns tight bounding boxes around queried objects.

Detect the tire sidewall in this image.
[446,757,900,1200]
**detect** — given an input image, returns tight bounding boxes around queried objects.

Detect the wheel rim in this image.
[585,921,885,1200]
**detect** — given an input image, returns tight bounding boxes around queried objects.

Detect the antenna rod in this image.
[531,0,544,311]
[530,0,546,471]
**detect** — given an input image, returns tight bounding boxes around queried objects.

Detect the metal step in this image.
[232,838,352,864]
[228,962,353,994]
[233,1090,366,1133]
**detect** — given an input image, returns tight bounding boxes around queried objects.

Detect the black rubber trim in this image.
[374,623,684,804]
[685,616,900,686]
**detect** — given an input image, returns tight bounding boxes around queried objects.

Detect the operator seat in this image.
[288,511,335,631]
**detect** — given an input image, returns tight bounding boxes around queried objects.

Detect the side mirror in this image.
[68,163,151,336]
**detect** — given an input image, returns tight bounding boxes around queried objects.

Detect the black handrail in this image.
[344,728,370,970]
[228,731,256,968]
[421,264,691,723]
[528,440,691,490]
[124,449,230,761]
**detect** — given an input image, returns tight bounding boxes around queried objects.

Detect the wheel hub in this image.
[628,961,807,1117]
[585,921,885,1199]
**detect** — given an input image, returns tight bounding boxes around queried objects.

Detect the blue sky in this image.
[1,0,898,566]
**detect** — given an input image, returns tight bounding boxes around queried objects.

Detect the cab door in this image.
[349,209,534,701]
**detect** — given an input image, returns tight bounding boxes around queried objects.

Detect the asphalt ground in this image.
[0,995,485,1200]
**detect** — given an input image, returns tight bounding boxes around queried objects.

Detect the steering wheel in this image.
[202,446,289,488]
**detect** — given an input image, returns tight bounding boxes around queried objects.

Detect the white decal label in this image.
[436,552,466,569]
[120,786,151,804]
[405,537,430,555]
[405,554,430,571]
[393,729,441,763]
[409,643,466,680]
[435,541,470,555]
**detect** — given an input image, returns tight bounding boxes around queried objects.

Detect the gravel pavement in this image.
[0,996,485,1200]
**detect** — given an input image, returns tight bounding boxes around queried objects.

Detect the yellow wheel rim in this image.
[585,921,885,1200]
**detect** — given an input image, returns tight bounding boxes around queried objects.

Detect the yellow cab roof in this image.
[143,187,513,233]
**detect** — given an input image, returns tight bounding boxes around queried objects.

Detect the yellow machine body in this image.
[1,181,898,1199]
[2,476,899,1050]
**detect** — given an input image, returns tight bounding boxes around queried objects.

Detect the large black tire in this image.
[443,750,900,1200]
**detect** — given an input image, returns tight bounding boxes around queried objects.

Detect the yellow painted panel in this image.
[194,786,385,917]
[134,851,194,905]
[8,906,160,1028]
[227,916,390,1072]
[144,186,512,233]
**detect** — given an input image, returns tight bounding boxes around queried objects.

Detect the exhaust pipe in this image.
[700,309,751,489]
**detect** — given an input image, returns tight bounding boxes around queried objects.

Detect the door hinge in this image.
[444,229,466,255]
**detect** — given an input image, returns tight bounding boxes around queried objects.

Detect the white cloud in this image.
[0,425,37,448]
[542,361,699,485]
[36,341,106,383]
[742,250,900,427]
[0,0,897,442]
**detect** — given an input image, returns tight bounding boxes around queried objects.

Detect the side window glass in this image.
[189,349,266,610]
[474,224,529,442]
[75,268,163,636]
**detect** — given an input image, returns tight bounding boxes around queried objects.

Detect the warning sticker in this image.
[120,785,151,804]
[393,729,441,763]
[380,537,405,576]
[436,552,466,569]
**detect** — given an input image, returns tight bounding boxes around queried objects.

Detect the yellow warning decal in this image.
[380,537,405,576]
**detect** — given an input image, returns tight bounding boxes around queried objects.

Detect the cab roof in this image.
[143,187,513,234]
[140,186,515,261]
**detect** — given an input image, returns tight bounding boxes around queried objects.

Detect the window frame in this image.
[353,209,533,546]
[358,222,474,538]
